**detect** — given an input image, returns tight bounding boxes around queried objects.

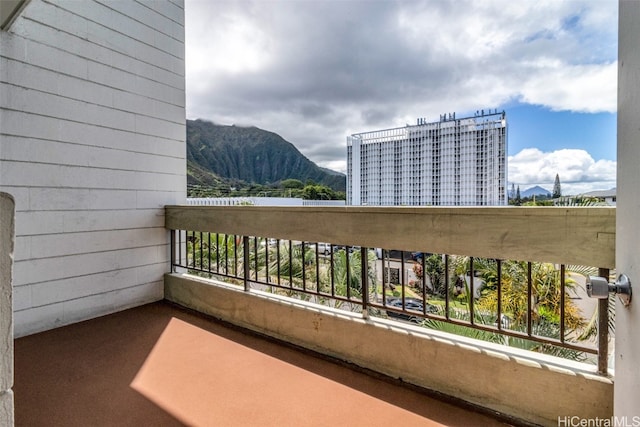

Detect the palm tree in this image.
[261,241,318,294]
[420,255,590,360]
[184,232,246,284]
[317,248,378,309]
[423,310,586,360]
[475,260,585,335]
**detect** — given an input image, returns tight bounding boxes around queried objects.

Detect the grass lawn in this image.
[429,298,469,310]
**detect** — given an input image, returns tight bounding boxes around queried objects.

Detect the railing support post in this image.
[243,236,250,292]
[361,247,369,319]
[597,267,610,375]
[170,229,176,273]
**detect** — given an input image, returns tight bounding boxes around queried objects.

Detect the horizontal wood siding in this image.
[1,0,186,336]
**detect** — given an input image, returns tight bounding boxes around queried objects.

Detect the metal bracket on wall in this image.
[587,274,632,307]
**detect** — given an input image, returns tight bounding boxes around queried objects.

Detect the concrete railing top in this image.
[166,205,616,269]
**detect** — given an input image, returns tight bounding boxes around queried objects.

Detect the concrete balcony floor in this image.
[14,301,515,426]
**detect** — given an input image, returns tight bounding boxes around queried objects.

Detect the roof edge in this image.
[1,0,31,31]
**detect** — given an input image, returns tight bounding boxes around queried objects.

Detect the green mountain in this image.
[186,119,346,191]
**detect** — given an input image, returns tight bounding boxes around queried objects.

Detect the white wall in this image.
[0,0,186,336]
[615,0,640,417]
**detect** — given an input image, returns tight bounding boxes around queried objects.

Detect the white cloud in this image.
[185,0,618,176]
[508,148,616,195]
[519,62,617,113]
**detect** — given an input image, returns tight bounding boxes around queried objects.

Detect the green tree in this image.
[475,260,584,332]
[301,184,345,200]
[553,174,562,198]
[412,254,446,296]
[423,255,588,360]
[281,179,304,189]
[265,241,316,287]
[187,233,244,278]
[317,248,378,308]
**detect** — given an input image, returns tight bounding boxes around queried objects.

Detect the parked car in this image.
[316,242,332,255]
[385,298,438,323]
[259,238,279,247]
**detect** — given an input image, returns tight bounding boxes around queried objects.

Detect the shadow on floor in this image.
[14,301,514,427]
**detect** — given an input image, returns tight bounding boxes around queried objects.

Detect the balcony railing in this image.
[166,205,616,375]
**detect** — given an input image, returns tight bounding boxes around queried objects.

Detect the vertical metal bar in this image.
[185,231,189,267]
[233,234,240,276]
[187,231,191,268]
[346,247,351,300]
[400,251,406,308]
[382,250,387,308]
[302,241,307,291]
[597,267,610,375]
[265,238,270,283]
[224,234,229,274]
[190,231,196,268]
[170,229,176,272]
[560,264,566,343]
[277,239,281,285]
[469,257,475,325]
[315,243,320,294]
[252,237,257,280]
[421,253,427,315]
[178,230,182,269]
[445,254,450,320]
[497,259,502,331]
[330,246,335,297]
[215,233,220,274]
[361,247,369,316]
[199,232,203,270]
[243,236,250,291]
[233,235,238,276]
[288,240,293,289]
[527,262,533,336]
[207,232,212,272]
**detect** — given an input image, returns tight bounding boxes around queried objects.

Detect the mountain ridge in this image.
[521,185,551,197]
[186,119,346,191]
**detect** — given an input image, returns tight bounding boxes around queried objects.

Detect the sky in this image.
[185,0,618,196]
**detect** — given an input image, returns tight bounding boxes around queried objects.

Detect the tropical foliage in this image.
[417,254,597,359]
[185,234,605,361]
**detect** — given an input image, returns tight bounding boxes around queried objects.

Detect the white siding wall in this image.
[0,0,186,337]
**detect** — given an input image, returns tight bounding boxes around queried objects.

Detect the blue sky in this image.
[507,105,616,162]
[185,0,618,195]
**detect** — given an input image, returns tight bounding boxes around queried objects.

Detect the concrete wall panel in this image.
[166,274,613,426]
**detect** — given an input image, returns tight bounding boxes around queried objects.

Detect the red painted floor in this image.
[14,301,514,426]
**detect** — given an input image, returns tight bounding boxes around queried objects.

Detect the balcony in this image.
[160,205,615,426]
[9,204,616,426]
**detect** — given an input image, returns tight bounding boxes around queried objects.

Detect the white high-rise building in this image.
[347,111,507,206]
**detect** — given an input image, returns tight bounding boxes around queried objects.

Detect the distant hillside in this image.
[187,119,346,191]
[522,185,551,198]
